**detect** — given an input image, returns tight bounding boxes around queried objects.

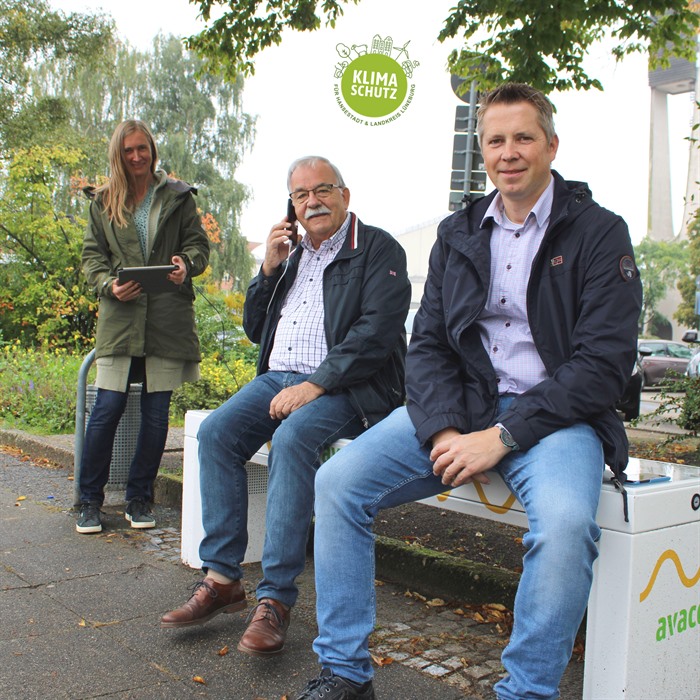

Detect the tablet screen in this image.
[117,265,179,293]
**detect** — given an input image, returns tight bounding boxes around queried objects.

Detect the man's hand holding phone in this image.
[262,200,300,276]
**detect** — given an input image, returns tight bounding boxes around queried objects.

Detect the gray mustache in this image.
[306,206,332,219]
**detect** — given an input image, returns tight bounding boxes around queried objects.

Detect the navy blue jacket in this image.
[244,214,411,428]
[406,171,642,478]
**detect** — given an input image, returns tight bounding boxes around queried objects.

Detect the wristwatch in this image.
[497,424,519,451]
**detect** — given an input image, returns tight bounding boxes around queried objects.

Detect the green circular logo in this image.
[340,53,407,118]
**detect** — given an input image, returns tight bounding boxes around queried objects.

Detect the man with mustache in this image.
[162,156,411,660]
[294,85,642,700]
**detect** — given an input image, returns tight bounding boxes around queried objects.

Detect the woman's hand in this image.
[168,255,188,285]
[112,278,141,302]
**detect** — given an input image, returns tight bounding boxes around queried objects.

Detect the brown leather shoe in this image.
[160,578,246,628]
[237,598,290,656]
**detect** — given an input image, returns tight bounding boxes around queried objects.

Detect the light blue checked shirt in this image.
[478,177,555,395]
[268,213,351,374]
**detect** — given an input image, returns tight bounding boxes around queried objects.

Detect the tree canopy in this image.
[634,236,690,335]
[186,0,700,92]
[0,0,114,145]
[0,2,257,348]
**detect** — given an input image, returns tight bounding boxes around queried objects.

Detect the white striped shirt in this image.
[268,214,351,374]
[478,177,554,394]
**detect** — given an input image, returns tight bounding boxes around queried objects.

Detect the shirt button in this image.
[505,322,511,328]
[500,298,506,304]
[506,264,512,270]
[493,346,498,353]
[515,232,521,238]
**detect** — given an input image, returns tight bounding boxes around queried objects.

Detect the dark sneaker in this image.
[295,669,375,700]
[125,498,155,529]
[76,503,102,534]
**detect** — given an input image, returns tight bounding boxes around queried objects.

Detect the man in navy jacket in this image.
[161,156,410,660]
[294,85,642,700]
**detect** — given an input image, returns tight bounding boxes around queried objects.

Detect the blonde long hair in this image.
[95,120,158,228]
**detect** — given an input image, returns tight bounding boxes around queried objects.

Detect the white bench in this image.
[181,410,700,699]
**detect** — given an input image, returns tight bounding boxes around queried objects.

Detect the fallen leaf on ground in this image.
[192,675,206,685]
[218,645,229,656]
[371,654,394,667]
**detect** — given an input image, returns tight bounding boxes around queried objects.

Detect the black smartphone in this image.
[286,198,299,245]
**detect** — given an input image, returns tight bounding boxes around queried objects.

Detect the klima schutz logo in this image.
[333,34,419,126]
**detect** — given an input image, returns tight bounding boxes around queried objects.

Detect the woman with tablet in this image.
[77,119,210,534]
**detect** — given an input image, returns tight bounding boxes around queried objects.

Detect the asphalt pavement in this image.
[0,428,591,700]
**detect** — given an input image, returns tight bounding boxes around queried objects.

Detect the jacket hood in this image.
[82,169,197,201]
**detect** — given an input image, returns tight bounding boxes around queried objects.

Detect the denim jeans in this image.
[79,385,172,505]
[197,371,364,608]
[312,403,603,699]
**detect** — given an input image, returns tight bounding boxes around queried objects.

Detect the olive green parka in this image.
[82,172,210,361]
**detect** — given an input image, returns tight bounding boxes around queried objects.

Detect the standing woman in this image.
[77,119,210,534]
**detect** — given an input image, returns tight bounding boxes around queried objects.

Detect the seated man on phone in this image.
[161,156,411,660]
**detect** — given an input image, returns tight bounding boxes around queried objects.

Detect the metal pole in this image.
[462,80,478,208]
[73,348,96,506]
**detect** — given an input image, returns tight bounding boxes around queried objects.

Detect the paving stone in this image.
[383,622,412,632]
[443,656,466,671]
[403,657,431,670]
[463,664,497,681]
[423,664,452,678]
[423,648,448,661]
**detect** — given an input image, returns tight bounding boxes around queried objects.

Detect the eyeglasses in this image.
[289,183,343,205]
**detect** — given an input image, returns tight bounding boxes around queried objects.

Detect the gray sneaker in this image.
[76,503,102,534]
[125,498,155,529]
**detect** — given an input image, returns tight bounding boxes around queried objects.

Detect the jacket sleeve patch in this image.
[619,255,638,281]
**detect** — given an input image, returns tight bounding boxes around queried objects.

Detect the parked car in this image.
[686,349,700,378]
[637,339,694,388]
[682,330,699,378]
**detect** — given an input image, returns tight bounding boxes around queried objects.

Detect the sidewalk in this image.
[0,428,588,699]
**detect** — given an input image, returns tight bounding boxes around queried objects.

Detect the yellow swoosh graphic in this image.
[639,549,700,602]
[435,483,518,515]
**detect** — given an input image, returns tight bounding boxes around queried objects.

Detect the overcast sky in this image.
[48,0,694,245]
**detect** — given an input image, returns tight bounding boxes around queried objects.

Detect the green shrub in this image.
[635,373,700,436]
[0,342,257,434]
[170,354,256,419]
[0,342,93,434]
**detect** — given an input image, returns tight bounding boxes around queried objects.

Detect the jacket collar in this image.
[442,169,593,254]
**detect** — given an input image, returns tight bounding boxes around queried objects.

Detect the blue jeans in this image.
[197,371,364,608]
[79,385,172,505]
[312,403,603,700]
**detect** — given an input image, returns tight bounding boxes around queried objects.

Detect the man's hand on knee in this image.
[269,381,325,420]
[430,427,509,487]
